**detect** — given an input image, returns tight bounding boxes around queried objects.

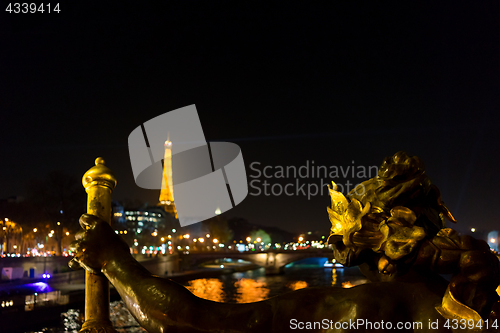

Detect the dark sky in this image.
[1,1,499,234]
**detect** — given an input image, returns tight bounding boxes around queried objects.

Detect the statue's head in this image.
[328,151,456,279]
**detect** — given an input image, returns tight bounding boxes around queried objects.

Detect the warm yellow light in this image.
[206,234,210,238]
[50,230,54,234]
[4,218,8,222]
[152,231,158,237]
[342,281,355,288]
[193,238,197,242]
[185,234,190,239]
[256,237,261,242]
[168,235,172,239]
[65,232,70,236]
[161,237,165,242]
[471,228,476,232]
[491,238,496,243]
[199,238,204,243]
[246,237,251,242]
[57,222,61,225]
[33,228,37,232]
[213,238,218,244]
[124,230,127,234]
[298,236,304,242]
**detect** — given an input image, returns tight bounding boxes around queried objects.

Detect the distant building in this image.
[112,203,178,235]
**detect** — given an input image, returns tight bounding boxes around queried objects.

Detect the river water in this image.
[36,258,368,332]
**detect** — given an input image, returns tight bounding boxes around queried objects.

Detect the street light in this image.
[471,228,476,233]
[246,237,251,242]
[213,238,218,244]
[256,237,261,242]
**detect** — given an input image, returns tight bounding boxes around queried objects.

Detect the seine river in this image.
[36,259,368,332]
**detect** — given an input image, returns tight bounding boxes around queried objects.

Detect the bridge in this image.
[181,249,336,275]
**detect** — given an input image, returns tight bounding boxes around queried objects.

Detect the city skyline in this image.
[2,2,499,234]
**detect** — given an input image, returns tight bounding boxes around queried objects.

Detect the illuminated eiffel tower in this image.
[158,140,178,219]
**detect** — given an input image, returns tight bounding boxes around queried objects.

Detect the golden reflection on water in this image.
[287,281,308,291]
[185,268,363,304]
[186,278,225,302]
[235,278,270,303]
[497,284,500,296]
[342,281,355,288]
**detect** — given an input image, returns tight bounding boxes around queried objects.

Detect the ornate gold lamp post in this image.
[81,157,117,333]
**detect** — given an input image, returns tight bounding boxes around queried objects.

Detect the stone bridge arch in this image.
[183,250,335,275]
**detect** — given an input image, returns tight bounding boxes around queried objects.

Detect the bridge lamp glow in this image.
[246,237,251,242]
[298,237,304,242]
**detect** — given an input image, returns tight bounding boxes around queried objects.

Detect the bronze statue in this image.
[70,152,500,332]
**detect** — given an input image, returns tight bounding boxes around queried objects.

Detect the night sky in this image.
[1,2,499,234]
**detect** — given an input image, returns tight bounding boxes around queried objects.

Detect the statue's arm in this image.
[70,214,275,333]
[102,254,274,333]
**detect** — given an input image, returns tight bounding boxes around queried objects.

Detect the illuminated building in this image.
[158,140,178,219]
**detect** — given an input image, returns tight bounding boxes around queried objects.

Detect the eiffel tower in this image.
[158,140,178,219]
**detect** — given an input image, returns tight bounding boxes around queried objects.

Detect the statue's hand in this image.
[69,214,131,274]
